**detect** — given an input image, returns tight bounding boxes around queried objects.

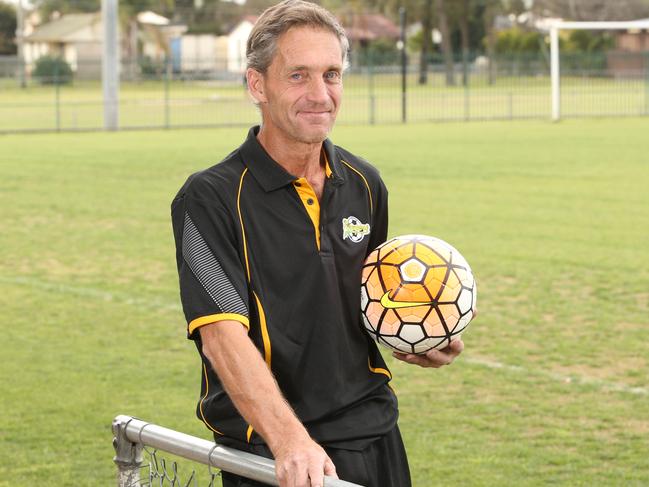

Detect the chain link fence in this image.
[1,51,648,133]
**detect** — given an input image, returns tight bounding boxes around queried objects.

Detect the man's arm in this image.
[199,321,337,487]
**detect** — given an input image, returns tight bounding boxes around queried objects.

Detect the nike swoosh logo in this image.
[380,291,435,309]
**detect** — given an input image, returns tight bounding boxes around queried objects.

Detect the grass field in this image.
[1,118,648,486]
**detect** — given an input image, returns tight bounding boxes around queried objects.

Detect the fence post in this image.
[645,54,649,116]
[164,57,171,129]
[112,416,144,487]
[463,67,470,121]
[54,62,61,131]
[399,7,407,124]
[368,53,375,125]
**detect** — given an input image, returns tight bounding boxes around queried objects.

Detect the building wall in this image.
[227,21,252,73]
[617,32,649,52]
[180,34,226,72]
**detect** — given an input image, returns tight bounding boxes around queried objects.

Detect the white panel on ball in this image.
[360,286,369,311]
[400,323,425,344]
[454,311,473,333]
[457,288,473,314]
[381,335,413,353]
[362,313,375,332]
[413,339,437,354]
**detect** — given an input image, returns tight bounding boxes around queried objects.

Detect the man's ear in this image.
[246,68,268,104]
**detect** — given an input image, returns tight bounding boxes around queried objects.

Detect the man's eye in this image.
[325,71,340,81]
[290,73,302,80]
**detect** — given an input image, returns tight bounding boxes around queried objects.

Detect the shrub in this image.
[33,56,73,84]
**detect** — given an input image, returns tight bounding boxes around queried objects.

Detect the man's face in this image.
[251,26,343,144]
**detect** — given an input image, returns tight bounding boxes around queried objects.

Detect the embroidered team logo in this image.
[342,216,370,243]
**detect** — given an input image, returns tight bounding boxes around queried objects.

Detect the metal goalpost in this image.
[112,415,363,487]
[549,19,649,121]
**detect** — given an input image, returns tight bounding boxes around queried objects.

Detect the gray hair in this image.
[246,0,349,73]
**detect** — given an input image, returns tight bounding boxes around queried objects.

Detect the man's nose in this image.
[306,76,329,104]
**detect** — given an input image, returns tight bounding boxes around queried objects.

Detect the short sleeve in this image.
[171,183,250,339]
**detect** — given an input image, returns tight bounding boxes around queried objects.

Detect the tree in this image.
[435,0,455,85]
[483,0,499,84]
[458,0,471,85]
[446,0,477,86]
[0,1,17,55]
[418,0,433,84]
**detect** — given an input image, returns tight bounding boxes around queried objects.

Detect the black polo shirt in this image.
[171,126,397,448]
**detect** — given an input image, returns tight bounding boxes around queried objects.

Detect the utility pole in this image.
[102,0,119,130]
[16,0,26,88]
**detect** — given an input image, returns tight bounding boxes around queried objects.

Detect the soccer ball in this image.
[361,235,477,354]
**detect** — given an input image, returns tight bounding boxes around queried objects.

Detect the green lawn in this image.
[0,119,648,486]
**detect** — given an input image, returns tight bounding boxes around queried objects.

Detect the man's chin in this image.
[296,123,334,144]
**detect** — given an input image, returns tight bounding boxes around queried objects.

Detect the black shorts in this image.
[219,426,411,487]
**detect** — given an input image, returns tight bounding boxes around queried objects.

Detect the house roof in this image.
[343,13,400,41]
[25,13,100,42]
[137,11,170,26]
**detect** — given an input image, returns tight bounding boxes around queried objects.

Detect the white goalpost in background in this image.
[550,19,649,121]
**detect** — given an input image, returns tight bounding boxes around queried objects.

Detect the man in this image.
[171,1,464,486]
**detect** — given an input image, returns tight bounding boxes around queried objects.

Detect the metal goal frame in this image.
[112,415,363,487]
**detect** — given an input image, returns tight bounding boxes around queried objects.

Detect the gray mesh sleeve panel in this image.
[182,212,248,316]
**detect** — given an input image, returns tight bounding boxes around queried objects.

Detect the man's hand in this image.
[273,434,337,487]
[392,338,464,368]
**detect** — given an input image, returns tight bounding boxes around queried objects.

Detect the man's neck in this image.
[257,124,324,179]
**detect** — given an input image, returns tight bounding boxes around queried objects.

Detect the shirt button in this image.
[307,198,314,205]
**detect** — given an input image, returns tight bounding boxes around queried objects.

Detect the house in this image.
[23,13,103,77]
[341,13,400,48]
[608,22,649,77]
[171,16,255,75]
[225,15,257,73]
[23,11,184,78]
[173,34,228,73]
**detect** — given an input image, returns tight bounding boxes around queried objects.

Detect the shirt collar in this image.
[240,126,344,192]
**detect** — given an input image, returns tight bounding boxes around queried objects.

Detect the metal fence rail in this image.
[2,53,648,133]
[112,415,363,487]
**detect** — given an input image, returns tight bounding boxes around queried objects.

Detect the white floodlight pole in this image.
[550,25,560,122]
[16,0,26,88]
[102,0,119,130]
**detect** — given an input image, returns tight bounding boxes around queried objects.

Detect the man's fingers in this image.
[293,462,309,487]
[275,442,335,487]
[324,457,338,478]
[306,454,336,487]
[307,463,324,487]
[424,348,454,365]
[449,338,465,353]
[392,339,464,368]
